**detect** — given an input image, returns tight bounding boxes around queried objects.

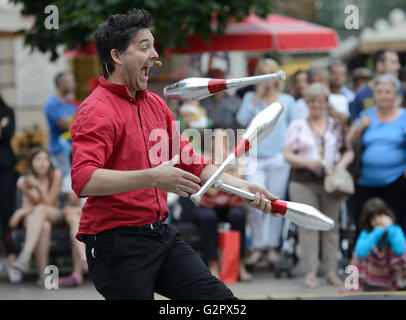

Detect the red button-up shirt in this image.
[71,76,210,239]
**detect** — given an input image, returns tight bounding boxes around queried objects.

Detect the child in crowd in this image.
[9,146,64,285]
[348,198,406,291]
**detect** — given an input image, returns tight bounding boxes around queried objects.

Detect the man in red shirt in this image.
[71,9,276,300]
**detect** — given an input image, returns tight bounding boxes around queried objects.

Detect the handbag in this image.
[307,119,355,196]
[324,168,355,195]
[218,230,240,284]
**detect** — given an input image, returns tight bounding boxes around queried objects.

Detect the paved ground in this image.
[1,262,405,300]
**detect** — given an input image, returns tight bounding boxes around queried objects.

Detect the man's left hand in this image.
[240,182,278,215]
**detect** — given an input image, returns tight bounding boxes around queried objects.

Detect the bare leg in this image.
[14,205,61,273]
[208,259,220,279]
[65,208,85,276]
[22,204,49,254]
[59,207,86,287]
[33,220,51,277]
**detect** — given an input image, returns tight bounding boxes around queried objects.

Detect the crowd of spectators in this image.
[1,48,406,292]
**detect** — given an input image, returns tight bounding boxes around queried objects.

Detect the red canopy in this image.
[65,41,97,57]
[170,14,339,54]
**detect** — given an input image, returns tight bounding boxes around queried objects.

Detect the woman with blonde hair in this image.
[236,58,297,270]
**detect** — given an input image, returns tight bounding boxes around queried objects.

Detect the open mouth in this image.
[141,66,149,78]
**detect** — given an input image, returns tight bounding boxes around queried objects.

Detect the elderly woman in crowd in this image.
[236,58,297,270]
[283,83,354,288]
[347,73,406,233]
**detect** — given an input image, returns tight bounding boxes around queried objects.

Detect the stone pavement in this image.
[2,266,404,300]
[1,257,405,300]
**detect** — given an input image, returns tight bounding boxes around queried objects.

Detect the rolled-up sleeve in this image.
[71,107,114,197]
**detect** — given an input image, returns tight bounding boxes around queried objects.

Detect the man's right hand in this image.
[151,155,201,197]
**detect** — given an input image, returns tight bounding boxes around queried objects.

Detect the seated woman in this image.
[348,198,406,291]
[9,146,63,285]
[193,128,252,281]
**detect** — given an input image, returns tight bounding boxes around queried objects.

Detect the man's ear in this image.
[110,48,122,66]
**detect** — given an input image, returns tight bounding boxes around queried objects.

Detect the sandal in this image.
[326,271,343,287]
[304,273,320,289]
[59,272,83,288]
[245,249,262,267]
[239,267,253,282]
[267,248,278,268]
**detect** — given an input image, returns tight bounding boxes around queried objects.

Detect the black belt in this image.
[131,220,163,231]
[103,221,163,234]
[81,221,164,242]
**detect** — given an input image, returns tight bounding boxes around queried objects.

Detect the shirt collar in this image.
[98,76,148,103]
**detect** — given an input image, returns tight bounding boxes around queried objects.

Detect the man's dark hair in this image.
[54,72,68,88]
[372,49,396,71]
[327,60,346,72]
[95,9,154,78]
[399,66,406,82]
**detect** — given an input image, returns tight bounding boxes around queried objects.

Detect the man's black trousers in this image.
[82,223,237,300]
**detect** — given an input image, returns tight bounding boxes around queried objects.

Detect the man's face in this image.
[378,52,400,76]
[329,65,347,88]
[119,28,159,92]
[309,73,329,85]
[60,73,76,95]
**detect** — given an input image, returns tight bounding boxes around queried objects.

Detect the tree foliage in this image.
[11,0,273,60]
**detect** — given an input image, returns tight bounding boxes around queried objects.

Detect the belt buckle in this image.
[150,223,154,230]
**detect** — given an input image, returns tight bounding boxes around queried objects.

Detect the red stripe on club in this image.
[207,79,227,94]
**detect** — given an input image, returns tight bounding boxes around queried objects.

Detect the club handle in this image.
[214,180,287,215]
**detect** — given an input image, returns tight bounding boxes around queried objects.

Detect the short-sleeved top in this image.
[354,107,406,187]
[200,93,241,128]
[71,76,210,238]
[44,95,77,155]
[236,92,297,158]
[284,116,349,183]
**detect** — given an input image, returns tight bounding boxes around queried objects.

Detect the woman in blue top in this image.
[348,198,406,291]
[348,73,406,233]
[236,59,297,269]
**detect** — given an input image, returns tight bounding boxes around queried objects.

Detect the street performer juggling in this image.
[71,8,277,300]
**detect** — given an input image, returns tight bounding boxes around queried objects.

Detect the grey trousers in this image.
[289,181,342,274]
